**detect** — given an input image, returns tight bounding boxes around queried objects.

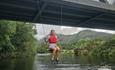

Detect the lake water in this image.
[0,53,115,70]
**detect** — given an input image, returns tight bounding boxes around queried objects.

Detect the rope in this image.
[38,0,46,42]
[60,4,63,26]
[38,0,45,35]
[42,24,45,35]
[60,4,63,45]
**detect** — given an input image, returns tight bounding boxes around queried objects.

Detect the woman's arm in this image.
[56,36,60,42]
[45,35,50,43]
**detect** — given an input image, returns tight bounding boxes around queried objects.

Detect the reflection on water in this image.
[0,53,115,70]
[0,57,34,70]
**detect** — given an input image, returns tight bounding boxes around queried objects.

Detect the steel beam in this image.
[77,12,105,26]
[42,0,115,14]
[43,10,91,18]
[0,2,35,10]
[33,1,47,22]
[40,16,81,23]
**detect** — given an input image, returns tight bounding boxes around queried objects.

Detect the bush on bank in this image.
[0,20,37,58]
[74,36,115,63]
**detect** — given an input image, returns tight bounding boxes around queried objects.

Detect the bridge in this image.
[0,0,115,30]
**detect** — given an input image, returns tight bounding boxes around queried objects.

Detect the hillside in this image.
[62,30,113,44]
[39,30,113,44]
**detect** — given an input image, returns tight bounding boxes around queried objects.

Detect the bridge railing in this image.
[92,0,115,5]
[92,0,107,3]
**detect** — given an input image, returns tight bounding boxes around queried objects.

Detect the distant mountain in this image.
[61,30,113,44]
[39,30,113,44]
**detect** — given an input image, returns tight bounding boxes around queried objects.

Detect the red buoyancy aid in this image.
[49,35,57,43]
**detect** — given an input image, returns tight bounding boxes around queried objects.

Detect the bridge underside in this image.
[0,0,115,30]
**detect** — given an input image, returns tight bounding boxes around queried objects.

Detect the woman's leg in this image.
[55,46,60,60]
[52,48,57,60]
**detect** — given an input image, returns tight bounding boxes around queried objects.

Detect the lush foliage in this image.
[37,42,49,53]
[0,20,37,58]
[74,36,115,63]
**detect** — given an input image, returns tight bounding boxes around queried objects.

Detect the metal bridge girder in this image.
[33,0,47,22]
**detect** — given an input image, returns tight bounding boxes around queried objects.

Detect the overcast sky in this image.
[34,24,115,40]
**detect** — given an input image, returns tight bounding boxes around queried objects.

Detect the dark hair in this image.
[51,29,55,32]
[50,29,55,35]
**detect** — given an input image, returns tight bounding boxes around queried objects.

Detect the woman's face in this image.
[51,30,55,35]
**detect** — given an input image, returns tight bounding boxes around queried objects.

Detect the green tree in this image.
[0,20,16,53]
[11,22,37,55]
[0,20,37,58]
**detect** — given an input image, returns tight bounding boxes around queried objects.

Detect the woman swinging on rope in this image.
[47,29,60,62]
